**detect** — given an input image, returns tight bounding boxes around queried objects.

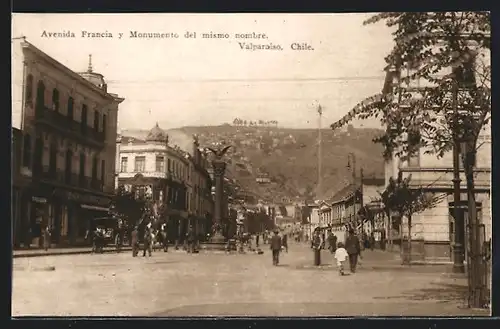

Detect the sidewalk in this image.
[13,246,132,258]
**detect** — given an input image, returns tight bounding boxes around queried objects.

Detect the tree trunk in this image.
[464,147,486,308]
[408,215,412,266]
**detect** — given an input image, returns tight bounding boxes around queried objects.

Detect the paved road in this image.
[12,242,489,317]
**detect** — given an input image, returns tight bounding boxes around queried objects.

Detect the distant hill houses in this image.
[120,123,385,202]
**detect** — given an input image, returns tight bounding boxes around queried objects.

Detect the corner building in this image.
[116,124,214,243]
[12,40,124,246]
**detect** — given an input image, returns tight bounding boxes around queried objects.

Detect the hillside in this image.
[121,124,386,202]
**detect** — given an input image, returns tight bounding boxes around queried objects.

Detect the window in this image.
[134,156,146,172]
[81,104,88,129]
[49,141,57,177]
[67,97,74,120]
[22,134,31,169]
[120,157,128,172]
[407,130,421,167]
[101,160,105,182]
[35,81,45,114]
[79,153,86,180]
[52,89,60,112]
[156,156,165,173]
[33,136,43,176]
[455,51,476,89]
[25,74,33,105]
[168,158,172,173]
[92,156,98,179]
[93,110,99,131]
[102,114,107,136]
[65,149,72,183]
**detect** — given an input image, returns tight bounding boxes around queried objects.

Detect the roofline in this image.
[21,41,120,102]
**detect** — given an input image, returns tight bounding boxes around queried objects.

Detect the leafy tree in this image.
[379,171,445,264]
[113,185,147,227]
[331,12,490,272]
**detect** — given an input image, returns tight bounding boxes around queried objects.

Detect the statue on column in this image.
[207,143,232,243]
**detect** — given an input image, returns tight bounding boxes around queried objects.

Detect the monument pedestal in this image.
[210,231,226,244]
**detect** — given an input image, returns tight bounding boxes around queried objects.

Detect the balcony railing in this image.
[35,165,103,192]
[35,106,105,148]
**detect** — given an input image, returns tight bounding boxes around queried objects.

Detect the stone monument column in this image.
[206,143,232,244]
[211,159,227,243]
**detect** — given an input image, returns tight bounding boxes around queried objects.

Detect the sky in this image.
[12,13,395,131]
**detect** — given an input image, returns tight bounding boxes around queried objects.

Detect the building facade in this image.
[116,125,213,242]
[12,40,124,247]
[382,45,491,260]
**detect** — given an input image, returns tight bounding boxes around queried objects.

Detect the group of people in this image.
[130,223,198,257]
[310,227,363,275]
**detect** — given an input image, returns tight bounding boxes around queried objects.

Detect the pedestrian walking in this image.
[42,225,51,251]
[282,233,288,253]
[270,230,282,266]
[328,231,338,254]
[312,229,323,266]
[186,225,196,253]
[370,232,375,251]
[334,242,349,275]
[131,226,139,257]
[345,228,361,273]
[255,234,260,248]
[143,226,153,257]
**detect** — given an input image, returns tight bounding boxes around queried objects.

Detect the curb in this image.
[13,247,133,258]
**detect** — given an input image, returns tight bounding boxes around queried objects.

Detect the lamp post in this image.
[451,80,466,274]
[317,104,323,198]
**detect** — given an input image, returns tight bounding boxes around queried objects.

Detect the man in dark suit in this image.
[131,226,139,257]
[345,228,361,273]
[270,230,282,266]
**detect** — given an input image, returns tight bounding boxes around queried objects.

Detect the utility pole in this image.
[317,104,323,199]
[348,153,356,227]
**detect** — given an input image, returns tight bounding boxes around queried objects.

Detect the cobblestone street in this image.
[12,243,489,317]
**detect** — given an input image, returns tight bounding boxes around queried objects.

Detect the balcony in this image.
[34,106,105,148]
[34,165,104,192]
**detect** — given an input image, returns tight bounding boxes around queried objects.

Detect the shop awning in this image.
[81,204,109,212]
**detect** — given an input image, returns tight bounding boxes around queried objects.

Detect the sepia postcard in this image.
[11,12,491,317]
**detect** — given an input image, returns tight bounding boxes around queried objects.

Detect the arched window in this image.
[52,88,60,112]
[67,97,74,120]
[22,134,32,169]
[25,74,34,105]
[35,81,45,115]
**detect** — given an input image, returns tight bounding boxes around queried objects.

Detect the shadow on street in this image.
[373,282,469,303]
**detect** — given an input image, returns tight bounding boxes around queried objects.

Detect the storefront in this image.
[53,189,112,245]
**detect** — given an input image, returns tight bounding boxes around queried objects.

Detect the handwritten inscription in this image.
[40,30,315,52]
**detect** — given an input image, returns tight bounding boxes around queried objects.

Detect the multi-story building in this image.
[116,124,213,241]
[12,39,124,247]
